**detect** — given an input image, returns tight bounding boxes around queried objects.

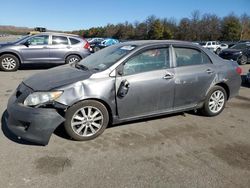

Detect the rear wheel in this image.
[66,55,81,64]
[215,48,221,54]
[0,54,20,71]
[201,86,227,117]
[238,55,247,65]
[64,100,109,141]
[93,46,100,52]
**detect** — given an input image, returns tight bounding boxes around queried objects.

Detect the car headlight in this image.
[24,91,63,106]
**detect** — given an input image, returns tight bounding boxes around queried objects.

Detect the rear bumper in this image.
[7,94,65,145]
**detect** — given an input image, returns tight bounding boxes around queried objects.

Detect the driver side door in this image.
[115,47,175,120]
[20,35,50,63]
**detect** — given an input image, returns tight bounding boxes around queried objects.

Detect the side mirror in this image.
[117,69,123,76]
[23,40,30,47]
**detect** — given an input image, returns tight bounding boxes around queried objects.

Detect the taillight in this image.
[236,67,242,75]
[83,41,90,49]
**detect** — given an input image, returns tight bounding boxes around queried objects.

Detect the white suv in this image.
[200,41,228,54]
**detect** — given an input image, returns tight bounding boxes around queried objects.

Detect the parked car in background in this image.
[28,27,47,35]
[0,32,90,71]
[89,38,119,53]
[219,41,250,65]
[87,37,103,43]
[7,40,242,145]
[88,38,104,53]
[246,69,250,83]
[200,41,228,54]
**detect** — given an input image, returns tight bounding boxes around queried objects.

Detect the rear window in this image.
[174,47,211,67]
[52,36,69,45]
[69,38,80,45]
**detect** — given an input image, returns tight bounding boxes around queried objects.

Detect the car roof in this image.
[34,32,80,37]
[117,40,197,47]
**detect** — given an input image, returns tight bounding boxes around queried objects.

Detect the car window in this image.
[28,35,49,45]
[207,42,211,46]
[69,38,80,45]
[174,47,211,67]
[52,36,69,45]
[123,48,169,76]
[212,42,216,45]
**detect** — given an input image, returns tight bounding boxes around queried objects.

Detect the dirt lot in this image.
[0,64,250,188]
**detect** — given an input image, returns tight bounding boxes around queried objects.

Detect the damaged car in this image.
[7,40,242,145]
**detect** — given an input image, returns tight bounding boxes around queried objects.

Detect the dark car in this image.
[219,42,250,65]
[88,38,104,53]
[6,40,242,145]
[0,32,90,71]
[90,38,119,53]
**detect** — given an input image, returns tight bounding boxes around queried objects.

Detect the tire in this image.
[64,100,109,141]
[0,54,20,71]
[93,47,100,52]
[215,48,221,54]
[65,55,81,64]
[200,86,227,117]
[238,55,247,65]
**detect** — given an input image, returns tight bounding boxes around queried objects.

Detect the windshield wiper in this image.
[75,63,89,70]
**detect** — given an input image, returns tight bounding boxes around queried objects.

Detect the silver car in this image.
[0,32,90,71]
[6,40,242,145]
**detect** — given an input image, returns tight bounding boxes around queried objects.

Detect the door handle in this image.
[206,69,214,74]
[163,73,174,79]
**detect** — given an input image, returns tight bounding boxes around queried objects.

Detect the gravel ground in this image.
[0,63,249,188]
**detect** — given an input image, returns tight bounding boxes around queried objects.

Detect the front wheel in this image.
[0,54,20,71]
[64,100,109,141]
[200,86,227,117]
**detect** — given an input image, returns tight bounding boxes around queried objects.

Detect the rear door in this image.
[115,47,175,119]
[49,35,70,63]
[172,46,216,109]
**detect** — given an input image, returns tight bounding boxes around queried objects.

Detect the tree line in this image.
[72,11,250,41]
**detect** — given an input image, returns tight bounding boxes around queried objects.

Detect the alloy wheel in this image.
[1,57,16,70]
[68,57,79,64]
[208,90,225,114]
[71,106,104,137]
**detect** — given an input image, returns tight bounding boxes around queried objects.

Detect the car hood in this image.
[23,65,93,91]
[0,42,14,48]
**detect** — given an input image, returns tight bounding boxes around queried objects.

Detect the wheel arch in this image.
[68,98,114,125]
[214,82,230,100]
[0,51,22,64]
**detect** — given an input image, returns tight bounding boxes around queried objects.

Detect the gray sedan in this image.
[7,40,242,145]
[0,32,90,71]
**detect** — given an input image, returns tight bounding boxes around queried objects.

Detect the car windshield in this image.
[230,43,249,49]
[78,44,137,71]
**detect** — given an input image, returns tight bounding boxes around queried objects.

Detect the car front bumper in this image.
[7,93,65,145]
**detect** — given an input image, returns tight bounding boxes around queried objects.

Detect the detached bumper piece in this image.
[7,88,64,145]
